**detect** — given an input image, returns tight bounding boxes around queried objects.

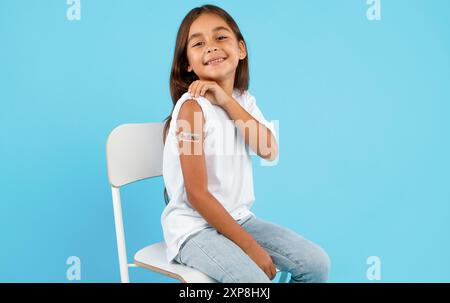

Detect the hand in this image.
[244,241,277,280]
[188,80,231,107]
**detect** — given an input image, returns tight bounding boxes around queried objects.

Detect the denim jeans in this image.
[173,214,331,283]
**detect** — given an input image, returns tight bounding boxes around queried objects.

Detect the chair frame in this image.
[106,122,289,283]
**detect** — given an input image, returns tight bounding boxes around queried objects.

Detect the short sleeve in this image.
[244,92,278,141]
[169,92,214,139]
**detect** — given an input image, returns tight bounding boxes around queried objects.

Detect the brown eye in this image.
[217,36,227,40]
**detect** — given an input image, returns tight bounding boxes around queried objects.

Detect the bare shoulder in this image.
[177,99,204,121]
[176,99,205,151]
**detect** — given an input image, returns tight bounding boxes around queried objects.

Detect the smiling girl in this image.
[161,4,330,283]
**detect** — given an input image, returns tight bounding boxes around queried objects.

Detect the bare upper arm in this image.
[176,100,208,200]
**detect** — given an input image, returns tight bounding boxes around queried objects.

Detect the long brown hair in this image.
[164,4,250,204]
[162,4,250,204]
[163,4,250,141]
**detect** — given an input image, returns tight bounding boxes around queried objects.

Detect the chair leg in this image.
[111,186,130,283]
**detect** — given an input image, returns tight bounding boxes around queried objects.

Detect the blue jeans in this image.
[174,214,331,283]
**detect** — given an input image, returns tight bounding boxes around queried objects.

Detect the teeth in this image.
[207,58,224,65]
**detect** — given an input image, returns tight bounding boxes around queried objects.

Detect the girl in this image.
[161,4,330,283]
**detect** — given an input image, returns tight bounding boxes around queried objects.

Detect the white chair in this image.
[106,122,289,283]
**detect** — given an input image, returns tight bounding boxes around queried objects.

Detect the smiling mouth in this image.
[205,58,226,66]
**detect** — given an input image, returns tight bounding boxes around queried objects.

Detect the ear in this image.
[238,40,247,60]
[187,65,193,72]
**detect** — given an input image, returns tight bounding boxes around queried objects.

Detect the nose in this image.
[207,46,218,53]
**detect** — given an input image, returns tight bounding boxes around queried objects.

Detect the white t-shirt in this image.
[161,89,277,263]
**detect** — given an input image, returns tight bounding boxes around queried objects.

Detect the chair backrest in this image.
[106,122,164,188]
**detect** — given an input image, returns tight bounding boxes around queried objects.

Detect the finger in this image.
[191,81,200,96]
[199,83,210,96]
[267,268,274,280]
[268,263,276,280]
[189,81,199,96]
[194,81,204,97]
[271,267,277,280]
[264,267,272,280]
[196,82,206,97]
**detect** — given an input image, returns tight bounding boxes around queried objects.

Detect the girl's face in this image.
[186,13,246,83]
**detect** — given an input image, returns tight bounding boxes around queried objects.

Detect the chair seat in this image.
[134,241,217,283]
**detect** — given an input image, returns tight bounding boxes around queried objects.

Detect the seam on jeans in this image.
[245,219,302,265]
[270,250,306,282]
[260,245,306,281]
[259,242,305,271]
[178,227,212,264]
[178,234,196,264]
[190,238,240,283]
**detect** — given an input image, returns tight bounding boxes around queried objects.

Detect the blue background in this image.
[1,0,449,282]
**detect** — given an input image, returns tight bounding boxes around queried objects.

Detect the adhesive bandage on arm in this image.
[178,131,201,143]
